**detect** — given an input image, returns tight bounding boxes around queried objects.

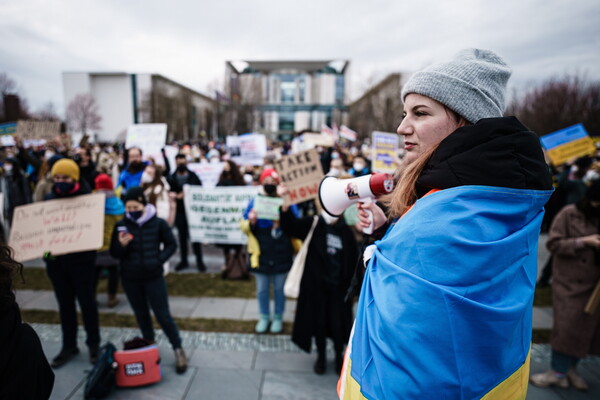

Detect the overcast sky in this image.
[1,0,599,115]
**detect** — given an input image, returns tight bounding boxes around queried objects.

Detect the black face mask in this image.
[263,184,277,196]
[128,161,145,173]
[129,210,144,220]
[176,165,187,173]
[54,181,75,194]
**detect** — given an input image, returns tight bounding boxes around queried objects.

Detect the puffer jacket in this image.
[110,204,176,281]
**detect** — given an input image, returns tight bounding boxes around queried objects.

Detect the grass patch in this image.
[21,309,292,334]
[533,286,552,307]
[15,267,256,298]
[532,329,551,343]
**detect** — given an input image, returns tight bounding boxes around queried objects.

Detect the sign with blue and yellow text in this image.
[540,124,595,166]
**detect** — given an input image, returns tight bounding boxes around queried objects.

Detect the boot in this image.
[314,353,326,375]
[255,314,270,333]
[51,347,79,368]
[89,345,99,364]
[174,348,188,374]
[270,314,283,334]
[107,294,120,308]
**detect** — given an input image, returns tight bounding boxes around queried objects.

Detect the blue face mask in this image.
[129,210,143,220]
[54,181,75,194]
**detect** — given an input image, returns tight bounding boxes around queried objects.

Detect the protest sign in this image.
[253,195,284,220]
[0,122,16,146]
[540,124,596,166]
[16,120,60,142]
[183,185,259,244]
[372,131,399,174]
[273,148,324,205]
[126,124,167,164]
[187,162,225,189]
[226,133,267,166]
[8,193,105,262]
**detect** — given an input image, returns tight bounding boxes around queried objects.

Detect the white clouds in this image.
[0,0,598,113]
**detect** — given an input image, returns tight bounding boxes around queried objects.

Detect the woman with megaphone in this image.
[337,49,554,400]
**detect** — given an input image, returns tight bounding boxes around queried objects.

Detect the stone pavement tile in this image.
[532,307,553,330]
[166,296,201,319]
[186,367,262,400]
[242,299,297,322]
[254,351,317,373]
[189,349,255,370]
[261,370,339,400]
[23,290,59,311]
[39,340,90,400]
[190,297,246,319]
[15,289,42,307]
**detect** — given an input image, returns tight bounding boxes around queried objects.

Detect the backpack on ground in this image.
[84,342,117,399]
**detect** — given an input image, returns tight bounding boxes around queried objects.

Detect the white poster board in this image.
[226,134,267,166]
[253,195,284,220]
[187,162,225,189]
[183,185,259,244]
[126,124,168,164]
[8,193,105,262]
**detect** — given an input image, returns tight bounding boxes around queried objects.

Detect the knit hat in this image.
[123,186,147,205]
[401,48,512,124]
[95,173,114,191]
[51,158,80,181]
[259,168,280,184]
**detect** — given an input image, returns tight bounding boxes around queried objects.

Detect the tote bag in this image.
[284,216,318,298]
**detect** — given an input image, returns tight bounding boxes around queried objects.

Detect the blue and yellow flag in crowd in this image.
[338,185,552,400]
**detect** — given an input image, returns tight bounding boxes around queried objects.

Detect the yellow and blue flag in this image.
[339,185,552,399]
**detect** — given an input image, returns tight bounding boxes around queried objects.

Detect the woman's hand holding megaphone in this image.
[357,202,387,234]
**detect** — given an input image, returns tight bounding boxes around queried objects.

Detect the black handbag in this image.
[84,342,117,399]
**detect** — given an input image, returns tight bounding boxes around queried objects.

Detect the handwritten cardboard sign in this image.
[16,120,61,142]
[273,148,324,205]
[126,123,168,163]
[253,195,284,220]
[8,193,105,262]
[372,131,399,174]
[183,185,259,244]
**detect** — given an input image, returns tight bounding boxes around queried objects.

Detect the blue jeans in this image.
[254,272,287,315]
[551,349,580,373]
[121,276,182,349]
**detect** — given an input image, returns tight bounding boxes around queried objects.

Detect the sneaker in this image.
[270,314,283,334]
[174,348,188,374]
[530,370,569,389]
[51,347,79,368]
[255,314,270,334]
[107,295,120,308]
[175,262,189,271]
[567,368,589,391]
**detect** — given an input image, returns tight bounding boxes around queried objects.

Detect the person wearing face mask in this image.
[117,147,147,197]
[43,158,101,368]
[168,154,206,271]
[1,157,32,230]
[74,146,98,191]
[241,168,299,334]
[347,155,370,177]
[109,187,188,374]
[279,193,358,375]
[34,154,64,202]
[530,179,600,391]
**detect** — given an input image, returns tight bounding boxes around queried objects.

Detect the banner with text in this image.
[8,193,105,262]
[540,123,596,166]
[274,148,324,205]
[126,123,168,164]
[372,131,399,174]
[16,120,61,142]
[187,162,225,189]
[226,133,267,166]
[183,185,259,244]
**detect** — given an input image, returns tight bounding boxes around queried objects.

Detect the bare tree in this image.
[66,93,102,135]
[507,74,600,136]
[0,72,17,95]
[33,101,60,121]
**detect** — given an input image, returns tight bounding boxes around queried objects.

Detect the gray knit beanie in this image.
[401,48,512,124]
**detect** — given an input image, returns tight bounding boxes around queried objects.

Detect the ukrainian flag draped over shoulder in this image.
[340,185,552,400]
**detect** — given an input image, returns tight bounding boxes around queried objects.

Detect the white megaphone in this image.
[319,173,395,234]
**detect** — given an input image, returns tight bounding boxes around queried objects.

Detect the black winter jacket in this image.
[110,209,177,281]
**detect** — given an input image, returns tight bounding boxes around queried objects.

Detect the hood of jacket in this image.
[126,203,157,226]
[417,117,552,195]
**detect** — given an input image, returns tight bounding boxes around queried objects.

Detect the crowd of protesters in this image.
[1,119,599,392]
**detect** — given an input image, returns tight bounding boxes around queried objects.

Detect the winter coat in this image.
[547,204,600,358]
[110,204,177,281]
[280,211,357,353]
[1,173,32,223]
[0,303,54,399]
[169,168,201,221]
